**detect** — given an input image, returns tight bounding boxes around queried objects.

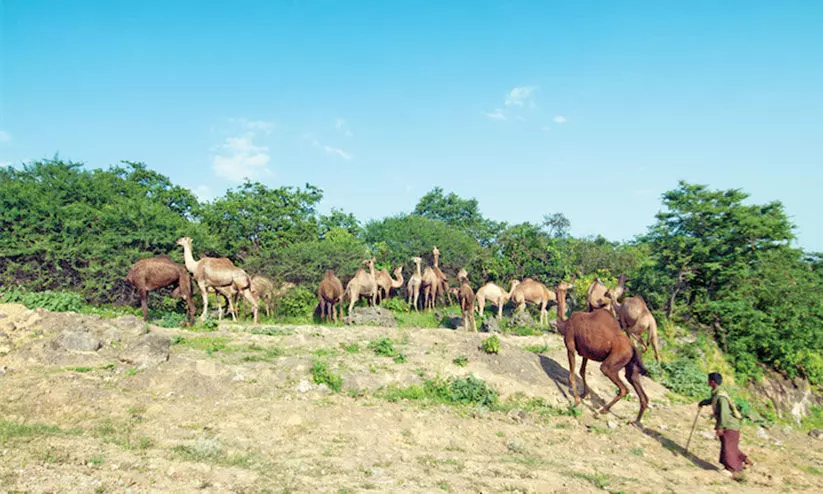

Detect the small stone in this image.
[756,427,769,440]
[772,439,783,447]
[699,431,713,439]
[659,424,669,431]
[781,426,793,435]
[232,374,245,382]
[808,429,823,439]
[295,380,312,393]
[607,420,618,429]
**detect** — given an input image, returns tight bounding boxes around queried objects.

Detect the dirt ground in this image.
[1,303,822,493]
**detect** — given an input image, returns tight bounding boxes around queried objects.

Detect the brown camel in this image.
[431,246,453,306]
[345,258,378,314]
[475,282,515,319]
[318,270,344,323]
[176,237,259,324]
[420,264,440,311]
[509,279,556,325]
[610,294,661,362]
[125,255,196,324]
[554,281,649,424]
[375,265,404,304]
[456,275,476,332]
[407,257,423,311]
[586,274,626,314]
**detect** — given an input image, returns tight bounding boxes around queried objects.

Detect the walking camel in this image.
[609,294,661,362]
[125,255,196,325]
[317,269,344,323]
[475,281,515,319]
[345,258,378,314]
[375,265,404,304]
[176,237,259,324]
[407,257,423,311]
[509,279,556,325]
[554,281,649,424]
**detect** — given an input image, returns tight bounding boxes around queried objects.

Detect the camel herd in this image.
[125,240,660,423]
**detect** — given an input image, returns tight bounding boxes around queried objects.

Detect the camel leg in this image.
[647,319,661,363]
[579,358,590,399]
[540,300,547,326]
[498,301,503,319]
[139,289,149,321]
[477,297,485,317]
[567,348,580,406]
[197,281,209,321]
[348,288,357,315]
[598,362,630,415]
[626,359,649,424]
[241,288,258,324]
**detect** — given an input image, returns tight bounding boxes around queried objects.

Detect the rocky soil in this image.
[1,303,822,493]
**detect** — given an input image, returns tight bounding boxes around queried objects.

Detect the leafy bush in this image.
[156,312,188,328]
[381,297,410,312]
[276,286,317,318]
[448,375,498,407]
[523,344,549,354]
[369,337,399,358]
[647,358,706,398]
[0,288,86,313]
[340,343,360,353]
[381,375,498,407]
[452,356,468,367]
[481,335,500,354]
[310,359,342,392]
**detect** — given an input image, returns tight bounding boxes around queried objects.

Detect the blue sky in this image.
[2,1,822,251]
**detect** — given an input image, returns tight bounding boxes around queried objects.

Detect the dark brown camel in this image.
[317,269,344,323]
[456,275,476,332]
[554,280,649,424]
[125,255,196,325]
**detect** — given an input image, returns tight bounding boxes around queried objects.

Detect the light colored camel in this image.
[318,269,344,323]
[554,281,649,424]
[345,258,378,314]
[406,257,423,311]
[125,255,196,324]
[219,274,277,320]
[176,237,259,324]
[431,246,452,306]
[509,279,556,325]
[475,282,515,319]
[610,294,661,362]
[375,266,404,304]
[456,273,476,332]
[586,274,626,315]
[421,265,440,311]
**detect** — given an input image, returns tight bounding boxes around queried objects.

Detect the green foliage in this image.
[0,420,80,444]
[481,335,500,354]
[523,344,549,354]
[646,358,706,398]
[340,343,360,354]
[452,356,468,367]
[171,336,229,355]
[380,375,498,407]
[0,288,86,312]
[802,406,823,431]
[275,286,317,318]
[368,337,397,357]
[310,359,343,392]
[381,297,410,312]
[156,311,188,328]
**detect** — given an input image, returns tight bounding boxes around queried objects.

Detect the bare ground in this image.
[1,303,822,493]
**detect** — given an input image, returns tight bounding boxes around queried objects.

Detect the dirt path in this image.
[1,304,821,493]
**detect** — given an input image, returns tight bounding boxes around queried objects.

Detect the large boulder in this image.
[119,333,171,369]
[751,368,823,424]
[510,311,535,328]
[344,307,398,327]
[481,317,502,333]
[439,315,464,330]
[52,330,102,352]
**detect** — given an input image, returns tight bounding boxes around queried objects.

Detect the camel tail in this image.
[630,346,649,376]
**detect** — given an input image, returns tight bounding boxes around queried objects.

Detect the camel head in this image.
[393,266,403,276]
[176,236,193,248]
[457,268,468,281]
[509,279,521,290]
[411,256,422,265]
[362,258,376,269]
[432,246,440,256]
[556,280,574,292]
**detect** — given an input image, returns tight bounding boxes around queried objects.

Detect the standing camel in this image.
[586,274,626,315]
[554,281,649,424]
[407,257,423,311]
[345,258,378,314]
[125,255,196,325]
[176,237,259,324]
[318,270,344,323]
[431,246,453,306]
[509,279,556,325]
[375,266,404,304]
[420,264,440,311]
[475,281,515,319]
[610,294,661,362]
[456,275,476,332]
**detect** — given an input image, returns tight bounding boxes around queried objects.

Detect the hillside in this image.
[1,303,821,493]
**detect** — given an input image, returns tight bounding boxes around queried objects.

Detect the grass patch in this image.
[311,359,343,392]
[239,345,283,362]
[0,420,81,444]
[250,326,296,336]
[171,336,230,355]
[395,309,455,329]
[507,326,543,336]
[522,344,549,354]
[171,438,257,468]
[481,335,500,354]
[452,356,469,367]
[497,394,583,420]
[92,419,152,450]
[799,465,823,476]
[379,375,498,408]
[341,343,360,353]
[368,337,406,363]
[567,471,611,490]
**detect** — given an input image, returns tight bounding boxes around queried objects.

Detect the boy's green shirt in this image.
[699,386,741,431]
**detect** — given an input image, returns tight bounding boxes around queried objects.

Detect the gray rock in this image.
[809,429,823,440]
[112,315,147,337]
[295,380,313,393]
[119,333,170,369]
[343,307,398,327]
[481,317,501,333]
[756,427,770,440]
[510,311,535,328]
[53,331,101,352]
[439,315,464,330]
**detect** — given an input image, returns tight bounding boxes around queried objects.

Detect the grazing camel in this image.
[475,282,514,319]
[554,281,649,424]
[610,294,661,362]
[509,279,556,325]
[586,274,626,315]
[318,269,344,323]
[345,258,378,314]
[407,257,423,311]
[456,275,476,332]
[125,255,196,324]
[176,237,259,324]
[375,266,404,304]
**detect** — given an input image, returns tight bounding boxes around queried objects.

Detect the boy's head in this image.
[708,372,723,387]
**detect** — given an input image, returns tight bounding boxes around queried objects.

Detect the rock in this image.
[751,368,823,424]
[781,426,793,435]
[607,420,618,429]
[809,429,823,440]
[507,409,527,422]
[510,311,535,328]
[439,315,464,330]
[102,328,121,345]
[119,333,170,369]
[343,307,398,327]
[295,380,313,393]
[112,315,147,337]
[756,427,769,440]
[53,331,102,352]
[0,331,11,354]
[481,317,501,333]
[659,424,669,431]
[699,431,713,439]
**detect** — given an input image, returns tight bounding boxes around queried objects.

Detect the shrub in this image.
[369,337,398,358]
[647,358,706,398]
[452,356,469,367]
[449,375,498,407]
[0,288,86,313]
[156,312,187,328]
[276,286,317,318]
[381,298,410,312]
[481,335,500,354]
[310,359,342,392]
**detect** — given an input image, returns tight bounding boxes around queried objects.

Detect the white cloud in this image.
[553,115,567,124]
[191,185,215,202]
[229,118,275,135]
[211,133,271,182]
[505,86,537,107]
[483,109,507,121]
[335,118,354,137]
[307,135,352,160]
[0,130,11,143]
[0,161,10,167]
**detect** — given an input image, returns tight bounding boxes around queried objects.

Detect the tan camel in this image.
[509,279,556,325]
[406,257,423,311]
[220,274,277,319]
[125,255,196,324]
[420,263,441,311]
[610,294,661,362]
[176,237,259,324]
[345,258,378,314]
[475,282,515,319]
[586,274,626,314]
[431,246,452,306]
[318,270,344,323]
[375,266,404,304]
[456,275,476,332]
[554,281,649,424]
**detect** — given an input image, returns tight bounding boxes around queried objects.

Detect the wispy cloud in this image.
[553,115,567,124]
[0,161,10,167]
[191,184,215,202]
[211,133,271,182]
[335,118,354,137]
[505,86,537,107]
[483,109,508,121]
[306,134,353,160]
[0,130,11,143]
[229,118,275,135]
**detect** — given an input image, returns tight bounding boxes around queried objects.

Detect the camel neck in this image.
[556,289,568,322]
[433,255,440,268]
[391,270,404,288]
[415,262,422,277]
[181,243,199,274]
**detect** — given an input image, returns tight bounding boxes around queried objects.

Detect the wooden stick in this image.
[685,407,702,455]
